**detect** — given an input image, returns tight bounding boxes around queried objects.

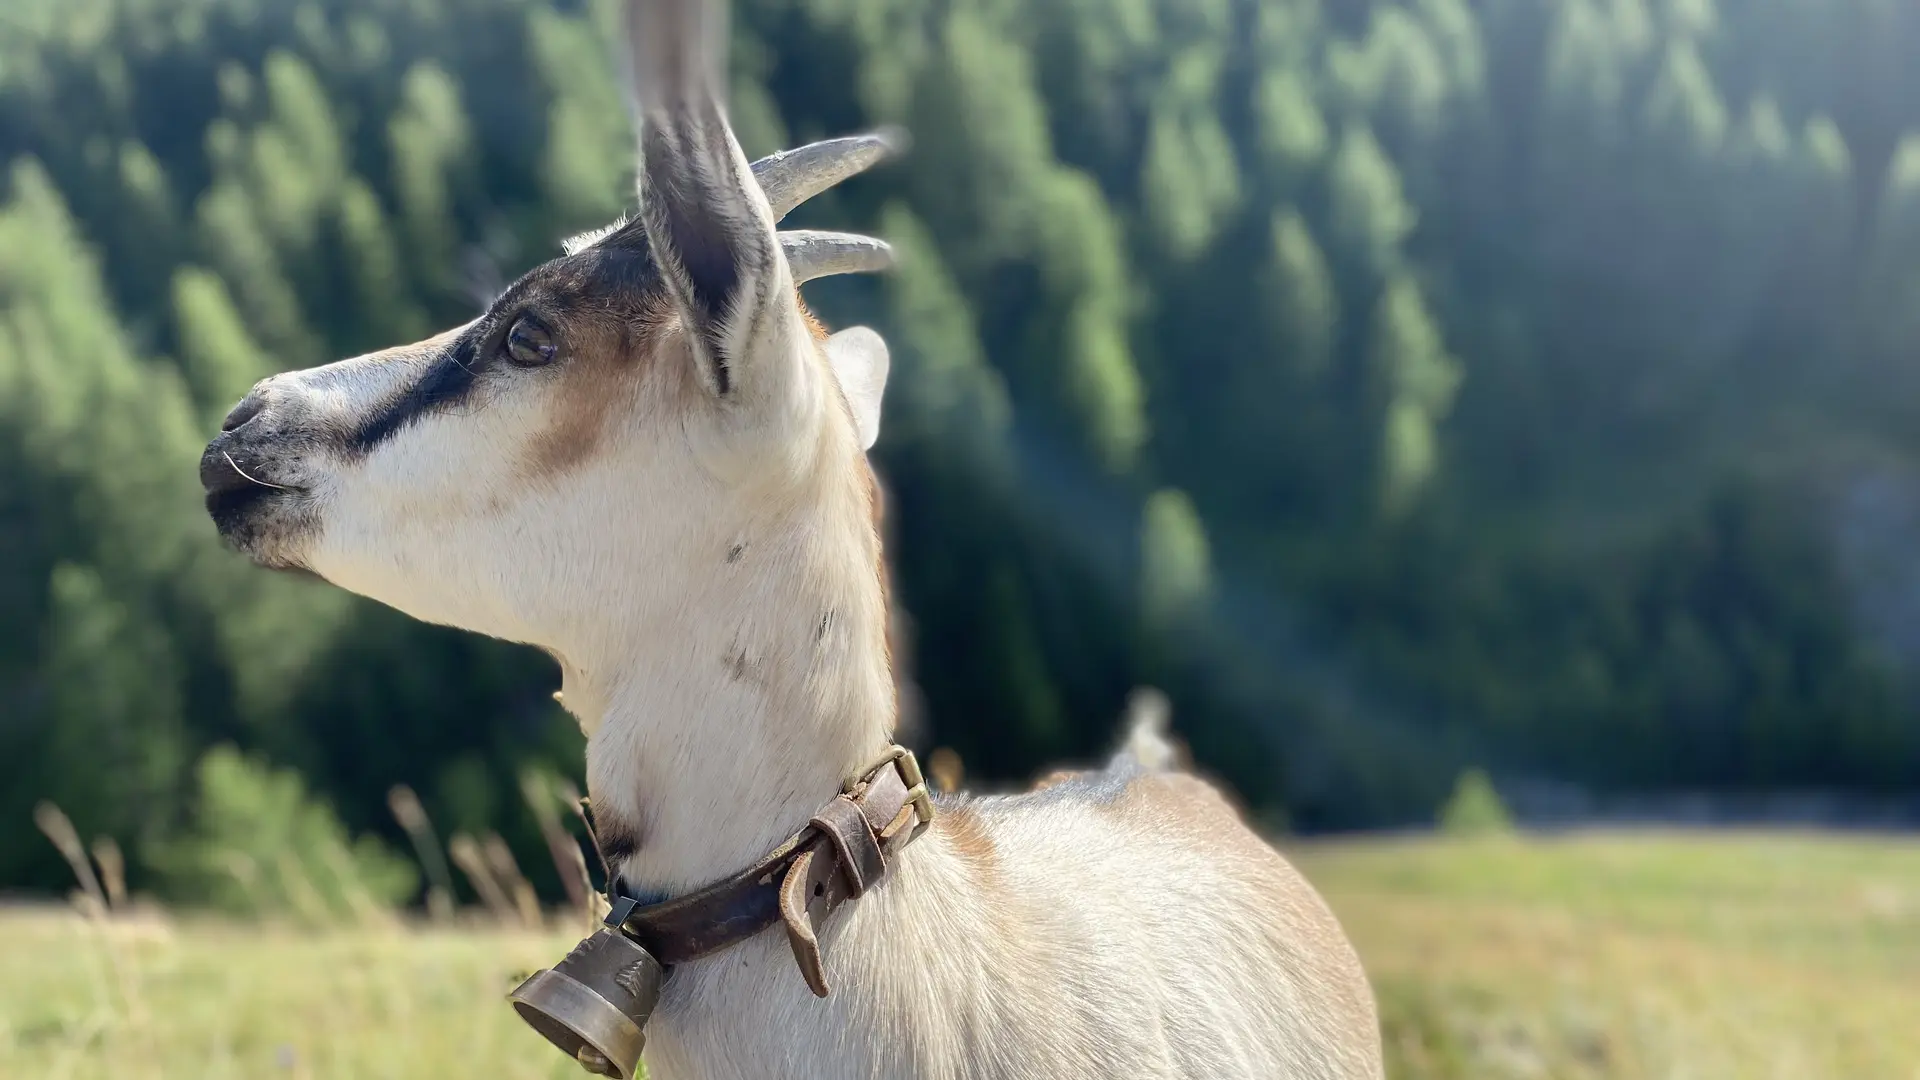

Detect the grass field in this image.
[1291,832,1920,1080]
[2,831,1916,1079]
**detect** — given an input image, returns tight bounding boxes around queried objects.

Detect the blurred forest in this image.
[4,0,1920,902]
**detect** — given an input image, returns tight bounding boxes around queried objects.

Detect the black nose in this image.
[221,388,269,432]
[203,388,277,497]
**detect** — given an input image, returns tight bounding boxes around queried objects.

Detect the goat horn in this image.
[752,128,908,223]
[780,230,893,283]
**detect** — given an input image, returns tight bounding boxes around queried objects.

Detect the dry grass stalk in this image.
[34,801,108,913]
[276,851,338,927]
[520,769,589,915]
[91,836,128,913]
[33,802,159,1078]
[556,778,613,929]
[387,784,456,922]
[448,833,515,924]
[558,779,609,882]
[565,835,603,934]
[218,850,264,909]
[318,835,397,931]
[481,832,542,930]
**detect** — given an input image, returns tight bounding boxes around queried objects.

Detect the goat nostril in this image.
[220,390,269,433]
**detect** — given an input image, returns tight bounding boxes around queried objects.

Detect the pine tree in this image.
[0,161,210,880]
[1138,48,1241,260]
[1260,211,1340,382]
[1032,172,1148,473]
[1366,274,1460,515]
[1640,41,1728,161]
[249,51,349,255]
[36,563,190,850]
[1325,124,1416,285]
[171,266,265,423]
[1250,65,1330,189]
[875,202,1012,473]
[528,6,631,228]
[1860,134,1920,379]
[1539,0,1627,155]
[1139,487,1212,635]
[1356,8,1453,156]
[387,61,473,300]
[334,177,428,349]
[195,183,317,365]
[106,141,183,317]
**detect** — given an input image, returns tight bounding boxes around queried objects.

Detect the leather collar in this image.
[591,746,933,997]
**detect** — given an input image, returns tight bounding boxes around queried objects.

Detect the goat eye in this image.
[504,317,558,367]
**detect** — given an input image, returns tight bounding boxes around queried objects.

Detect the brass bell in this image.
[509,929,663,1079]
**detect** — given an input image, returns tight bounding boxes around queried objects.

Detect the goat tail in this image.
[1111,686,1181,773]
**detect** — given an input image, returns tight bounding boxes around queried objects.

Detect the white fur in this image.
[562,217,631,256]
[825,326,889,450]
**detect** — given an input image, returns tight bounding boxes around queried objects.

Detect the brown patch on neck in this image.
[931,799,1001,883]
[862,462,902,722]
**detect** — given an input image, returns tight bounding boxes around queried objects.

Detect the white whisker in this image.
[224,451,292,491]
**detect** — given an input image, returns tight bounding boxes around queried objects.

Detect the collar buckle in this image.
[846,744,935,842]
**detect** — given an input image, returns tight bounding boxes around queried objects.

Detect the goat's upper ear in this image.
[825,326,889,451]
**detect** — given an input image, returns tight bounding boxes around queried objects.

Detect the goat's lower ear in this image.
[824,327,889,451]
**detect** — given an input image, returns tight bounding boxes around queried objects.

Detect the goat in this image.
[197,0,1383,1075]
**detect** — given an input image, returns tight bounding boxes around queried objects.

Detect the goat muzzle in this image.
[509,928,663,1079]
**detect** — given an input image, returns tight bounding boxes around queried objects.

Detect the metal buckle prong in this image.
[848,745,936,840]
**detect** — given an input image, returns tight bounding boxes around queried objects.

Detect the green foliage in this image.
[1437,768,1513,836]
[5,0,1920,900]
[1034,172,1148,471]
[1140,488,1212,633]
[152,745,417,919]
[1251,66,1329,184]
[1139,49,1241,260]
[874,202,1011,469]
[1261,211,1339,381]
[36,563,189,848]
[250,51,347,252]
[335,176,427,347]
[1325,125,1415,282]
[1641,41,1728,157]
[530,6,632,225]
[387,61,471,296]
[1367,275,1460,515]
[172,266,262,420]
[195,182,316,363]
